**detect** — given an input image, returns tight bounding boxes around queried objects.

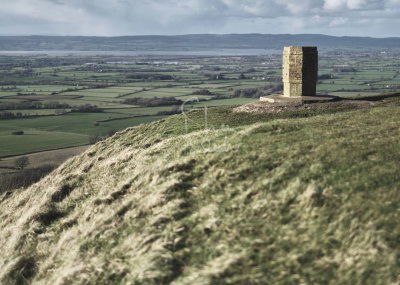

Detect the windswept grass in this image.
[0,98,399,284]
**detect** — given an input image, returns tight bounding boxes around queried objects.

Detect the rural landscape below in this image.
[0,32,400,284]
[1,35,399,192]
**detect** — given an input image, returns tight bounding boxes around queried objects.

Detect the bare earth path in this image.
[233,98,380,114]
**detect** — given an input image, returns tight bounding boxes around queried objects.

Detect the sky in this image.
[0,0,399,37]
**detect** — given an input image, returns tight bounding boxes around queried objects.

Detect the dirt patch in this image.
[233,99,377,114]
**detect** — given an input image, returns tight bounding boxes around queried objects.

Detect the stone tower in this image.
[282,46,318,97]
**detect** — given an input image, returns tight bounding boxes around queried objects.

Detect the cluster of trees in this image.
[0,111,51,120]
[318,74,334,80]
[233,83,283,98]
[0,112,21,120]
[0,101,70,111]
[13,68,34,76]
[0,102,103,119]
[0,86,18,90]
[199,66,222,71]
[0,109,69,120]
[126,73,174,81]
[203,73,225,80]
[0,111,62,120]
[192,89,212,95]
[234,88,263,98]
[71,104,103,113]
[333,67,357,73]
[123,67,177,72]
[124,96,183,107]
[238,73,247,79]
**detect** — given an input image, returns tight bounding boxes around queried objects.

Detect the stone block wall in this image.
[282,46,318,97]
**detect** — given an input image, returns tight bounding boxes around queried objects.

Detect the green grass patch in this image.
[0,129,88,157]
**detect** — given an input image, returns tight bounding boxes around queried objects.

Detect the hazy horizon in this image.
[0,33,399,39]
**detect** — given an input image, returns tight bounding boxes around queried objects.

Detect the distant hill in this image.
[0,34,399,51]
[1,94,400,284]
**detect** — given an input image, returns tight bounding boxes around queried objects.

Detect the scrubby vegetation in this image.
[88,129,117,145]
[0,102,71,111]
[0,165,55,194]
[124,96,183,107]
[233,83,283,98]
[0,94,399,284]
[126,73,174,81]
[14,156,29,170]
[192,89,212,95]
[71,104,103,113]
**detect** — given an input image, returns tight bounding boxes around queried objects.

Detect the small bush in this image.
[89,134,103,145]
[89,129,118,144]
[107,129,117,137]
[15,156,30,170]
[11,130,24,135]
[157,106,181,116]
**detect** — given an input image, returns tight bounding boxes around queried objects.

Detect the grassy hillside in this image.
[0,96,400,284]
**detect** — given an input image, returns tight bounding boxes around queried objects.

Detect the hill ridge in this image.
[1,102,400,284]
[1,34,400,51]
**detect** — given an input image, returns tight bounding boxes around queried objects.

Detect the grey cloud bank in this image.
[0,0,399,37]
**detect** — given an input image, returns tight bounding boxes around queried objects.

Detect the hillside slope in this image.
[0,101,400,284]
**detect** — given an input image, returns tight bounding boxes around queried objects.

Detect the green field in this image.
[0,129,88,157]
[0,50,399,159]
[0,113,167,156]
[3,109,71,116]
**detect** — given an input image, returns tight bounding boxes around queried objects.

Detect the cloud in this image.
[329,17,348,26]
[323,0,384,11]
[0,0,398,36]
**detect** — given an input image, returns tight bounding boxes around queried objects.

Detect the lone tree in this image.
[15,156,29,170]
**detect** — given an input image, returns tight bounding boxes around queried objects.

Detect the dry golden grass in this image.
[0,102,400,284]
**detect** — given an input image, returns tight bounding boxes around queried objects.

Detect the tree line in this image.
[0,103,103,120]
[233,83,283,98]
[124,96,183,107]
[0,101,70,110]
[126,73,174,81]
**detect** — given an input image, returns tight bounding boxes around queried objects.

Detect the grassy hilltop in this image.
[0,95,400,284]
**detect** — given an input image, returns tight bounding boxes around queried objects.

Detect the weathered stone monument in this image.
[282,46,318,97]
[260,46,334,103]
